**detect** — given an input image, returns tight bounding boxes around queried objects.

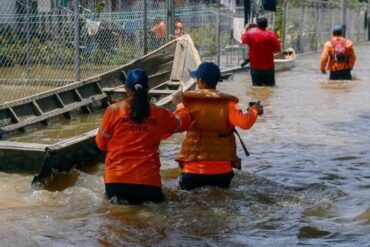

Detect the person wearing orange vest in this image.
[96,69,191,204]
[176,62,263,191]
[320,25,356,80]
[149,18,167,49]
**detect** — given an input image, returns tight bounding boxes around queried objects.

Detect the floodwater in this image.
[1,42,370,246]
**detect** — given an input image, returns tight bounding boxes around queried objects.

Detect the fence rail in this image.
[0,0,368,103]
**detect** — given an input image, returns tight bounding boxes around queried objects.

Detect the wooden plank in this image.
[1,94,106,133]
[0,141,46,152]
[8,108,20,124]
[32,101,43,116]
[103,85,126,94]
[149,89,177,95]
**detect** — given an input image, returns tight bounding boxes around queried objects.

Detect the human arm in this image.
[160,104,191,139]
[347,41,356,70]
[95,107,113,151]
[245,23,257,32]
[320,42,330,74]
[272,33,281,53]
[228,101,259,130]
[241,31,250,45]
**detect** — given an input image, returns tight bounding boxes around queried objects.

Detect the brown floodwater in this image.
[1,42,370,246]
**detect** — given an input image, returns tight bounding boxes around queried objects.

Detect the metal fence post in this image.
[26,0,32,82]
[299,0,305,53]
[282,0,288,50]
[167,0,174,39]
[316,1,321,49]
[341,0,347,37]
[330,1,334,37]
[367,0,370,41]
[216,1,221,66]
[143,0,148,55]
[73,0,80,81]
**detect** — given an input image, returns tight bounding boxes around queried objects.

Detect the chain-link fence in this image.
[282,0,368,53]
[0,0,369,103]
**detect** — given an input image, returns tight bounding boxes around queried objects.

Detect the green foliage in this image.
[95,2,105,18]
[87,45,136,65]
[0,22,139,68]
[188,25,231,58]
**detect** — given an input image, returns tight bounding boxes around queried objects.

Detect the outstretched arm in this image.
[160,104,191,139]
[228,102,259,129]
[347,42,356,70]
[96,107,114,151]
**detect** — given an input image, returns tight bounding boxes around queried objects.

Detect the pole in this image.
[282,0,288,50]
[315,1,320,50]
[244,0,250,25]
[299,0,305,53]
[368,0,370,40]
[73,0,80,81]
[216,1,221,66]
[143,0,148,55]
[166,0,174,39]
[26,0,32,81]
[330,1,334,38]
[341,0,347,37]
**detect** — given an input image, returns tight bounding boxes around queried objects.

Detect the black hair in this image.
[204,79,218,89]
[333,30,342,36]
[130,85,150,123]
[257,17,268,28]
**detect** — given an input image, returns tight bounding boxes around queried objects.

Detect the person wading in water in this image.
[96,69,190,204]
[175,62,264,191]
[241,17,280,87]
[320,25,356,80]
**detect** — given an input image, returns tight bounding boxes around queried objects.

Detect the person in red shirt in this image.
[241,17,281,87]
[176,62,263,191]
[96,69,190,204]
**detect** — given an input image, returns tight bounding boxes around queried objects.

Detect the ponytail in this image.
[130,84,150,123]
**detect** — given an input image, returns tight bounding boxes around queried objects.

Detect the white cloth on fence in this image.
[233,17,244,44]
[86,19,101,36]
[221,0,236,13]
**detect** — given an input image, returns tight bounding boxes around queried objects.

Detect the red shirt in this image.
[241,27,281,70]
[96,100,190,187]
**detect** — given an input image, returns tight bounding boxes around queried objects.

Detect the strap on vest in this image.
[233,128,250,156]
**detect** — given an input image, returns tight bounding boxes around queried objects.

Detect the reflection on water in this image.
[7,111,104,144]
[1,43,370,246]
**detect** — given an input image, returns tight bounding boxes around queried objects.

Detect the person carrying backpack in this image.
[320,25,356,80]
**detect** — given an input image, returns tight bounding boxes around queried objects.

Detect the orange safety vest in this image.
[176,90,241,166]
[96,99,190,187]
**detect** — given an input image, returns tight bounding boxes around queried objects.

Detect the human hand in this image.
[249,101,264,116]
[172,90,183,105]
[321,69,326,74]
[244,23,257,32]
